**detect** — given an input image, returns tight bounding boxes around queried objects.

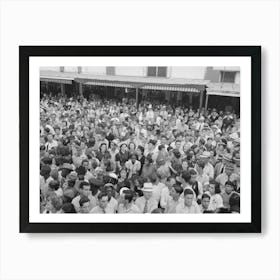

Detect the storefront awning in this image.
[207,91,240,97]
[40,70,208,92]
[40,76,73,84]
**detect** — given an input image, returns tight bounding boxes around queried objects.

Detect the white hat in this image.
[108,172,118,180]
[200,151,211,158]
[142,182,154,192]
[119,187,129,196]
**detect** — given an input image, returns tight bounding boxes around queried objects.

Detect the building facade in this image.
[40,66,240,111]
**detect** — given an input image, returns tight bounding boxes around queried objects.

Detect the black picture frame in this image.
[20,46,261,233]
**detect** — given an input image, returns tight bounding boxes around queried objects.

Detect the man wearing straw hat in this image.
[135,183,158,213]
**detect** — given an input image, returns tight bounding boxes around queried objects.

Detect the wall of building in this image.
[115,67,145,76]
[40,67,60,72]
[81,67,106,74]
[170,66,206,79]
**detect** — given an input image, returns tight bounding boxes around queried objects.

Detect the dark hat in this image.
[59,163,73,171]
[173,149,181,159]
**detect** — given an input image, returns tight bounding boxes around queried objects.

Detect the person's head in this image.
[120,190,134,205]
[175,140,181,150]
[170,184,183,200]
[46,193,63,213]
[79,181,91,197]
[130,153,137,163]
[166,176,176,189]
[201,193,210,210]
[189,169,198,184]
[47,134,54,142]
[142,183,153,200]
[149,173,158,185]
[104,184,114,199]
[81,159,89,169]
[151,208,163,214]
[100,143,107,153]
[225,181,235,194]
[48,180,60,191]
[183,189,194,207]
[129,142,136,151]
[229,192,240,213]
[161,135,168,146]
[40,164,51,179]
[79,196,90,213]
[97,192,109,209]
[120,168,127,179]
[120,143,127,153]
[136,145,144,156]
[145,154,153,165]
[208,180,221,195]
[61,202,76,213]
[225,164,234,176]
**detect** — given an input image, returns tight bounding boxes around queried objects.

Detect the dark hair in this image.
[61,203,76,213]
[158,144,165,151]
[79,195,90,207]
[184,188,194,196]
[151,208,163,214]
[149,173,157,184]
[48,180,60,191]
[172,184,183,195]
[181,170,191,183]
[137,145,144,154]
[79,181,90,190]
[166,176,175,182]
[202,193,211,200]
[76,166,86,176]
[123,190,134,203]
[225,180,237,190]
[145,154,153,164]
[97,192,108,201]
[42,157,52,165]
[229,193,240,212]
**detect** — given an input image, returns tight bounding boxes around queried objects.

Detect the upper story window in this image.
[220,71,236,83]
[60,66,64,72]
[147,67,167,77]
[77,67,82,74]
[106,67,115,75]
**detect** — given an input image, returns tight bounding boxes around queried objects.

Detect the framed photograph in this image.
[20,46,261,233]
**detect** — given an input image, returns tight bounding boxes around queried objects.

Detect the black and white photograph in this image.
[39,66,241,215]
[20,46,260,232]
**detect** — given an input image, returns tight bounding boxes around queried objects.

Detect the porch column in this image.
[136,87,139,109]
[79,83,83,97]
[205,94,209,111]
[199,90,204,114]
[189,93,193,106]
[61,83,65,96]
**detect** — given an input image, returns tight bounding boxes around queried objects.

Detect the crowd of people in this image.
[40,92,240,214]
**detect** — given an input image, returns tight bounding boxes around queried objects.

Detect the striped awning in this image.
[141,85,199,92]
[40,76,73,84]
[85,81,135,88]
[85,81,200,92]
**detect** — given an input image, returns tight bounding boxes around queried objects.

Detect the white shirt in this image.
[45,140,58,151]
[208,193,224,211]
[135,196,158,213]
[176,201,201,213]
[203,163,214,179]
